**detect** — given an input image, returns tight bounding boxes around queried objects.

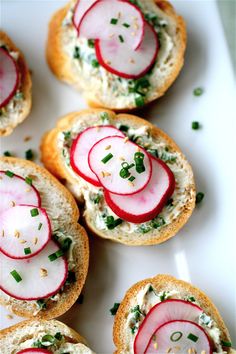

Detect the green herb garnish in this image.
[25,149,34,160]
[63,131,71,141]
[187,333,198,342]
[3,151,12,157]
[5,170,14,178]
[105,216,123,230]
[30,208,39,217]
[110,18,118,25]
[88,39,95,48]
[60,237,72,252]
[41,334,55,346]
[65,270,76,285]
[10,270,22,283]
[15,92,24,100]
[123,23,130,28]
[38,222,43,230]
[24,247,31,255]
[151,216,165,229]
[91,59,99,68]
[92,194,101,204]
[134,151,145,173]
[119,125,129,132]
[36,299,46,310]
[101,153,113,164]
[170,331,183,342]
[221,340,232,347]
[110,302,120,315]
[187,296,196,302]
[54,332,63,340]
[192,121,200,130]
[119,35,124,43]
[73,46,80,59]
[196,192,204,204]
[128,176,135,182]
[193,87,204,96]
[25,176,33,185]
[48,249,64,262]
[166,198,173,207]
[119,162,135,179]
[147,149,159,158]
[135,95,145,107]
[160,291,167,302]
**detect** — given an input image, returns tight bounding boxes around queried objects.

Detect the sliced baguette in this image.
[0,31,32,136]
[40,108,196,246]
[0,157,89,319]
[0,319,95,353]
[113,274,232,353]
[46,0,186,110]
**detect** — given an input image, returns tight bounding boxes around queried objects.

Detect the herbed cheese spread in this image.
[124,284,227,354]
[61,0,177,109]
[58,111,194,237]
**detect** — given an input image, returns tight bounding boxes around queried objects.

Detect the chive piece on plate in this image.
[196,192,204,204]
[25,149,34,160]
[101,153,113,164]
[123,22,130,28]
[193,87,204,96]
[110,302,120,315]
[10,270,22,282]
[3,151,12,157]
[192,121,200,130]
[38,222,43,230]
[135,96,145,107]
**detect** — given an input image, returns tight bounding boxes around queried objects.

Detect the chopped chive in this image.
[25,176,33,185]
[128,176,135,182]
[119,124,129,132]
[221,340,232,347]
[196,192,204,204]
[60,237,72,252]
[38,223,43,231]
[110,302,120,315]
[3,151,12,157]
[110,18,118,25]
[25,149,34,160]
[123,23,130,28]
[119,35,124,43]
[10,270,22,282]
[193,87,204,96]
[91,59,99,68]
[134,152,145,173]
[5,170,14,178]
[48,249,64,262]
[87,39,95,48]
[54,332,63,340]
[192,121,200,130]
[73,46,80,59]
[105,216,123,230]
[24,247,31,255]
[170,331,183,342]
[135,96,145,107]
[41,334,55,345]
[187,333,199,342]
[101,153,113,164]
[30,208,39,217]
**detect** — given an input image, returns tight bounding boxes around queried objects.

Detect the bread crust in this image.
[40,109,196,246]
[46,0,186,111]
[113,274,232,353]
[0,157,89,320]
[0,31,32,136]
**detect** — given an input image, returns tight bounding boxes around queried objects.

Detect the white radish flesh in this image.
[78,0,144,50]
[104,157,175,223]
[145,320,212,354]
[0,171,41,214]
[73,0,97,28]
[70,125,124,186]
[0,205,51,259]
[95,22,158,79]
[0,240,68,300]
[134,300,203,354]
[88,136,152,195]
[0,47,19,108]
[17,350,52,354]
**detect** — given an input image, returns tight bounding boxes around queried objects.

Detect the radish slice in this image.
[104,157,175,223]
[17,350,52,354]
[70,126,124,186]
[0,47,19,108]
[73,0,97,28]
[0,240,68,300]
[145,320,212,354]
[78,0,144,50]
[0,171,41,215]
[95,22,158,79]
[0,205,51,259]
[134,300,203,354]
[88,136,152,195]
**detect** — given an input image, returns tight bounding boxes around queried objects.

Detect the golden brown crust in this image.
[0,157,89,320]
[46,0,186,110]
[113,274,231,353]
[0,31,32,136]
[40,109,196,246]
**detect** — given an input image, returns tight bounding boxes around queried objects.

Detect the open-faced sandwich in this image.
[0,31,32,136]
[47,0,186,110]
[113,274,234,354]
[0,157,89,319]
[41,109,195,246]
[0,319,95,354]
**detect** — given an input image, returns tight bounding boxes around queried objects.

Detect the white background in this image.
[0,0,236,352]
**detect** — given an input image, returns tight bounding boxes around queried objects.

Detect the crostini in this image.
[0,157,89,319]
[41,109,195,246]
[113,274,233,354]
[0,319,95,353]
[0,31,32,136]
[46,0,186,110]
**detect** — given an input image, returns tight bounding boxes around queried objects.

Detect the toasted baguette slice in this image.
[0,31,32,136]
[114,274,232,353]
[40,109,196,246]
[0,319,95,353]
[46,0,186,110]
[0,157,89,319]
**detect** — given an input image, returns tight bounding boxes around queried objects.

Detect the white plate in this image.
[0,0,236,352]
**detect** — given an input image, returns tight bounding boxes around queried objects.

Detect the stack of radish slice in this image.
[0,171,67,300]
[73,0,159,79]
[0,47,19,108]
[134,299,212,354]
[70,125,175,223]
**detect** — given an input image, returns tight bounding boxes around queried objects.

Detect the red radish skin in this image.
[145,320,212,354]
[134,300,203,354]
[70,125,124,187]
[104,157,175,223]
[0,240,68,300]
[78,0,145,51]
[95,22,159,79]
[17,350,52,354]
[0,171,41,214]
[73,0,97,29]
[88,136,152,195]
[0,204,51,259]
[0,47,19,108]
